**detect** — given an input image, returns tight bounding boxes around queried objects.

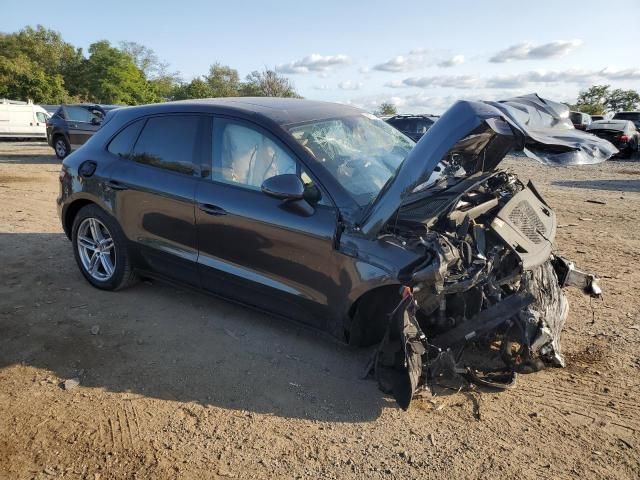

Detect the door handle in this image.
[198,203,227,216]
[106,180,128,191]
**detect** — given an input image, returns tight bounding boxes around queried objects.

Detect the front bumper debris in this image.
[553,256,602,296]
[367,258,600,410]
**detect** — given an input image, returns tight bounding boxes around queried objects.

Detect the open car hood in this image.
[359,94,618,239]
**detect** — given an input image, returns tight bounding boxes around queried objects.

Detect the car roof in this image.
[117,97,366,126]
[388,114,439,119]
[588,120,630,129]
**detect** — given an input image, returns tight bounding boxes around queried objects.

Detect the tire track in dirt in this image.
[514,378,640,434]
[100,402,142,452]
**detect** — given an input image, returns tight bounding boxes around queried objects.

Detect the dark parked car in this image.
[58,97,601,407]
[385,114,438,141]
[47,104,120,159]
[612,111,640,131]
[569,111,592,130]
[587,120,639,158]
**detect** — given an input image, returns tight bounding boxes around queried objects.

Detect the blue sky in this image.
[4,0,640,112]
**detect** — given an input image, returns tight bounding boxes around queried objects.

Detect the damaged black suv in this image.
[58,96,611,408]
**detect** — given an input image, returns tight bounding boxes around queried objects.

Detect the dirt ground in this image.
[0,140,639,479]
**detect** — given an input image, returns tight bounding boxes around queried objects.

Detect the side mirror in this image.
[261,174,304,201]
[91,117,101,126]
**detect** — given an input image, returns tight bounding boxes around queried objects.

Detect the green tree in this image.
[572,84,640,114]
[0,25,82,103]
[120,41,181,101]
[576,85,610,106]
[205,63,240,97]
[571,102,606,115]
[376,102,397,116]
[606,88,640,112]
[0,55,67,103]
[240,69,300,97]
[0,25,83,78]
[170,78,214,100]
[573,85,609,115]
[81,41,158,104]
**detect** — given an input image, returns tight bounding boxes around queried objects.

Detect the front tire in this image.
[53,135,70,159]
[71,204,138,290]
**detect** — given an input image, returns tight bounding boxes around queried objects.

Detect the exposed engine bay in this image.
[366,170,601,410]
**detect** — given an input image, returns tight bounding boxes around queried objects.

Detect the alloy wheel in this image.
[76,217,116,281]
[55,139,67,158]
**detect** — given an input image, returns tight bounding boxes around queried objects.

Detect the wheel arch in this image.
[345,283,403,347]
[62,196,113,239]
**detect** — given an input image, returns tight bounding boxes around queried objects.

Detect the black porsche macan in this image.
[58,96,604,406]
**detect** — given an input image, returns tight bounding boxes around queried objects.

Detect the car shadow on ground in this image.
[0,232,390,422]
[0,154,59,165]
[0,141,59,164]
[552,179,640,193]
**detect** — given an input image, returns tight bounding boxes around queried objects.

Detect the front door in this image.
[195,117,340,329]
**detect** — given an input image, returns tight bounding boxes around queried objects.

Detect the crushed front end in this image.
[368,172,601,409]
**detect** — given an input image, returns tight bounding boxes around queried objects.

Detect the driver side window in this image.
[213,120,296,189]
[211,119,329,206]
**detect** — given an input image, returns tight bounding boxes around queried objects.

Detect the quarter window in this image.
[107,119,145,157]
[131,115,200,175]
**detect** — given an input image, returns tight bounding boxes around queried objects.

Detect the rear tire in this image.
[53,135,70,159]
[71,204,138,290]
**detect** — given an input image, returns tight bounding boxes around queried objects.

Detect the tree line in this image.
[570,85,639,115]
[0,25,300,105]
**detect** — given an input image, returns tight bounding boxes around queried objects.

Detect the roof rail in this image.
[0,99,33,105]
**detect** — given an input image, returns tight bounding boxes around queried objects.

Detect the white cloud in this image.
[485,68,640,88]
[384,80,406,88]
[313,85,330,90]
[601,67,640,80]
[338,80,363,91]
[372,50,431,72]
[402,75,478,89]
[275,54,351,74]
[373,50,467,72]
[389,67,640,91]
[438,54,464,68]
[345,93,460,114]
[490,40,583,63]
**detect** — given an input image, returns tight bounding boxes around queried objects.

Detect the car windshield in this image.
[588,121,626,132]
[288,113,414,205]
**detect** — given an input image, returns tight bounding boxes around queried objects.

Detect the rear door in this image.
[64,106,102,147]
[106,114,206,286]
[194,116,340,329]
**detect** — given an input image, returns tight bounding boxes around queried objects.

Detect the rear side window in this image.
[131,115,200,175]
[613,112,640,121]
[64,106,102,123]
[107,119,145,157]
